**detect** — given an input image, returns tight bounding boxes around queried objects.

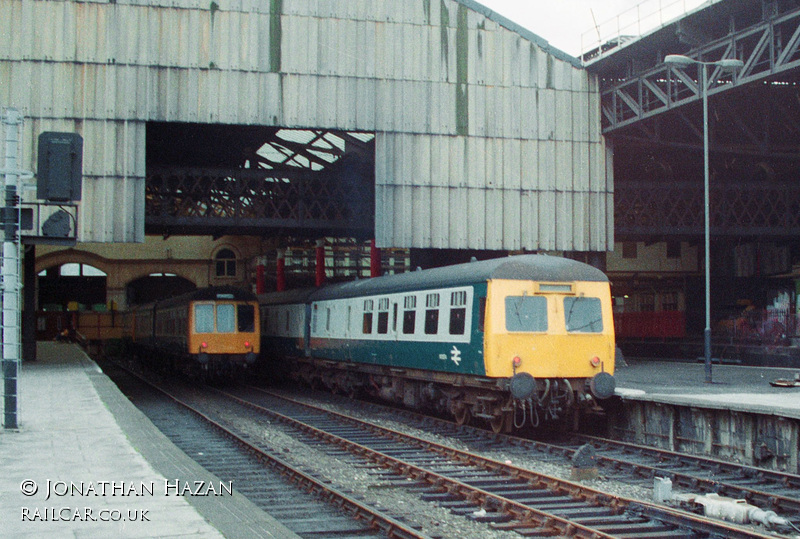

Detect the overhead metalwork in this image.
[1,0,610,251]
[615,180,800,237]
[145,126,375,238]
[586,0,800,246]
[598,3,800,134]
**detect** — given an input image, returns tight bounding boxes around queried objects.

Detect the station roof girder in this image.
[593,0,800,144]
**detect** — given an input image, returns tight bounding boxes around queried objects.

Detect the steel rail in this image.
[574,433,800,514]
[264,383,800,519]
[222,386,775,539]
[121,367,431,539]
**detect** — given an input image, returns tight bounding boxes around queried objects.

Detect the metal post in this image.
[2,108,22,429]
[255,256,266,294]
[370,239,381,278]
[665,53,742,383]
[702,64,713,383]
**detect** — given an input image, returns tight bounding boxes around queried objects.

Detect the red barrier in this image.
[614,311,686,338]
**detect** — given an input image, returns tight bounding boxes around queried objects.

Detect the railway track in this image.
[215,384,779,538]
[266,385,800,536]
[104,363,430,539]
[571,434,800,516]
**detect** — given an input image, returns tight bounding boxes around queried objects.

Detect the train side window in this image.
[363,299,373,334]
[217,304,235,333]
[195,304,214,333]
[564,297,603,333]
[238,304,255,332]
[449,290,467,335]
[425,293,440,335]
[505,296,547,332]
[402,295,416,334]
[377,298,389,334]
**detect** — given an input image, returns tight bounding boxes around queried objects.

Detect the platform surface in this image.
[0,342,299,538]
[615,358,800,419]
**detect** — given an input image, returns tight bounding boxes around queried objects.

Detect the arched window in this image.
[38,263,107,277]
[215,248,237,278]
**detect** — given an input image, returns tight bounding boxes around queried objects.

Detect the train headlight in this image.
[512,356,522,368]
[200,341,208,349]
[244,340,251,349]
[590,355,601,367]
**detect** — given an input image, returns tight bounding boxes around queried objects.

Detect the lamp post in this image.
[664,54,743,383]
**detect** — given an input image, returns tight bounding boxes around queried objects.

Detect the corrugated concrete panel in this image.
[375,133,609,251]
[1,0,610,249]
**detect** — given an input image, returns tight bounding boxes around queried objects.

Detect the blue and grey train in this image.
[258,255,616,432]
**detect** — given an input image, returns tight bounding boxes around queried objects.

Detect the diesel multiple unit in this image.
[129,286,260,377]
[259,255,616,432]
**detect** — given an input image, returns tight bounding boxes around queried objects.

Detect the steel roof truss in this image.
[600,7,800,133]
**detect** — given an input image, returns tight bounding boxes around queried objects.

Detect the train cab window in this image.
[425,293,440,335]
[449,291,467,335]
[195,304,214,333]
[377,298,389,334]
[238,304,255,332]
[402,296,416,334]
[564,297,603,333]
[505,296,547,332]
[363,299,374,334]
[216,304,235,333]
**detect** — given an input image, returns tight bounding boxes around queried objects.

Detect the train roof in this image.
[257,287,318,306]
[302,255,608,302]
[155,285,257,308]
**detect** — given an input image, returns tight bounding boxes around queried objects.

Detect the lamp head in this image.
[664,54,695,67]
[716,59,745,70]
[664,54,744,72]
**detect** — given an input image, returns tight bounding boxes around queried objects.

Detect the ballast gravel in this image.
[179,384,659,538]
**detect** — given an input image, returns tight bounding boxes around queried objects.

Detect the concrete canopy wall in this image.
[0,0,611,251]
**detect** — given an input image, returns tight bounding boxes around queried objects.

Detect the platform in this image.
[0,342,299,538]
[611,358,800,472]
[615,358,800,419]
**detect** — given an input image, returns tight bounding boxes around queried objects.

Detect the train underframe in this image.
[130,342,256,381]
[285,357,611,433]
